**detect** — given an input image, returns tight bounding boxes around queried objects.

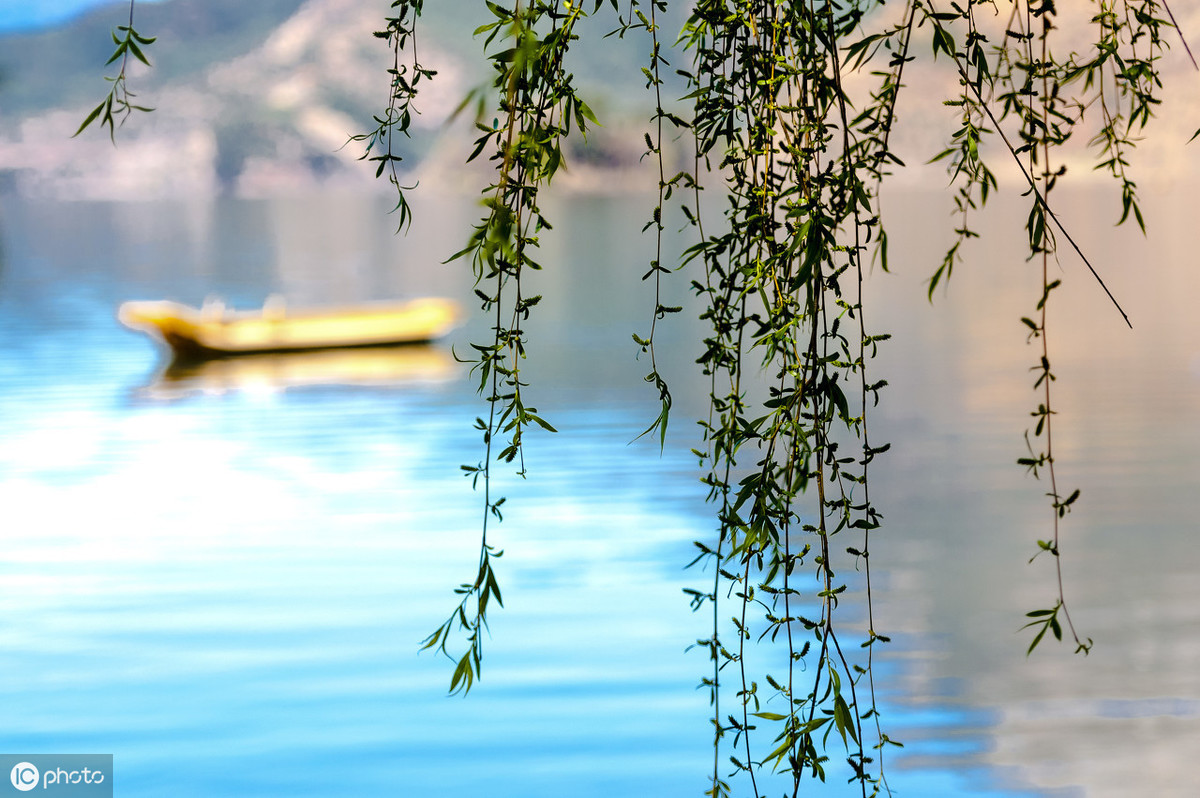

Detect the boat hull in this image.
[119,298,460,357]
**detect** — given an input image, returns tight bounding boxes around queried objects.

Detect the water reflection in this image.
[136,345,460,400]
[868,182,1200,797]
[0,188,1197,797]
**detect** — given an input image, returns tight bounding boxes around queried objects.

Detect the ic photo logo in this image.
[3,755,110,796]
[9,763,38,792]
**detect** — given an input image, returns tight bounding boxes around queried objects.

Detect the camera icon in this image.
[10,762,39,792]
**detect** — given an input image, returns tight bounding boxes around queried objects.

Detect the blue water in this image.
[1,191,1198,797]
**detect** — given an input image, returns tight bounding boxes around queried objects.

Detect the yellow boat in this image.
[118,296,461,357]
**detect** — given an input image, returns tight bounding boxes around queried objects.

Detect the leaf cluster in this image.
[74,21,156,141]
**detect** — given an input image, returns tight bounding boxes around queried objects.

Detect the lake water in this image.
[0,186,1197,797]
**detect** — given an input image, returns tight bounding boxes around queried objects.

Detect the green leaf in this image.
[485,569,504,608]
[574,96,600,127]
[105,42,127,66]
[833,695,858,746]
[127,39,152,67]
[73,101,107,137]
[419,625,443,651]
[449,652,475,694]
[526,414,558,433]
[829,381,850,421]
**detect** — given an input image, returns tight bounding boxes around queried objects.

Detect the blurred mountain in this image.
[0,0,307,118]
[0,0,663,199]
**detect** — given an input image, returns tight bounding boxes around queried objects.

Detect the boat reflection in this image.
[136,343,460,399]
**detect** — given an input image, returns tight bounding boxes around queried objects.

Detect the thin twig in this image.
[1161,0,1198,70]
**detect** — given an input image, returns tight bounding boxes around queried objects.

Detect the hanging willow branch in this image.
[74,0,155,141]
[77,0,1188,792]
[417,0,594,695]
[367,0,1180,791]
